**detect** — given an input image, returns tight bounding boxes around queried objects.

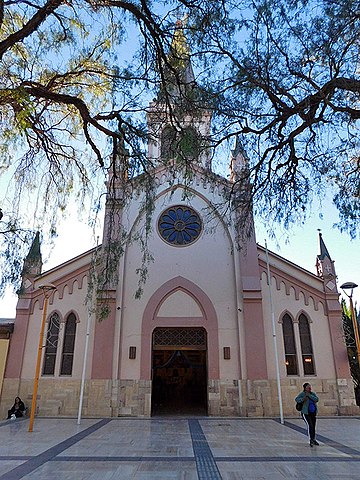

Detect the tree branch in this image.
[0,0,64,60]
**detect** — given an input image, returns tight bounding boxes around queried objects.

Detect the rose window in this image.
[158,205,202,246]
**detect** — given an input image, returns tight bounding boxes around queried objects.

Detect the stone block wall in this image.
[0,378,83,418]
[0,378,22,419]
[0,376,357,419]
[207,377,357,417]
[208,379,241,416]
[117,379,152,417]
[240,377,357,417]
[87,380,113,417]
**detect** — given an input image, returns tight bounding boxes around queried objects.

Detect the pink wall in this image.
[91,293,116,379]
[242,296,268,379]
[326,296,353,379]
[239,233,268,379]
[5,294,40,378]
[5,310,30,378]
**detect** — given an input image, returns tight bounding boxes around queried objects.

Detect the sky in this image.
[0,193,359,318]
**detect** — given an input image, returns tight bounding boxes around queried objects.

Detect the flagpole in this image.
[265,240,284,424]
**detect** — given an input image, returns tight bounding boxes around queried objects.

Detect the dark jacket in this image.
[295,391,319,415]
[8,400,25,418]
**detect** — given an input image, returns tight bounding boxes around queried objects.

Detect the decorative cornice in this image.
[258,257,326,312]
[28,263,91,315]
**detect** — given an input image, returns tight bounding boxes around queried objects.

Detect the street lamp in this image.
[28,283,56,432]
[340,282,360,369]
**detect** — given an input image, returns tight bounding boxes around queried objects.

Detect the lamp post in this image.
[28,283,56,432]
[340,282,360,368]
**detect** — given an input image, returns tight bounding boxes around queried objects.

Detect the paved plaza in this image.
[0,416,359,479]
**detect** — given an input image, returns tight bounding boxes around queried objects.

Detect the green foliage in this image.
[342,299,360,405]
[0,219,34,297]
[208,0,360,235]
[178,128,200,160]
[1,0,360,297]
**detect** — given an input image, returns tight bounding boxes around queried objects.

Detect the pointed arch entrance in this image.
[152,327,207,415]
[140,276,219,416]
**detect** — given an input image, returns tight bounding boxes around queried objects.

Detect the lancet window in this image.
[60,313,77,376]
[282,313,298,375]
[42,312,60,375]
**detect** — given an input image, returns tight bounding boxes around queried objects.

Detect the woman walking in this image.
[295,383,319,447]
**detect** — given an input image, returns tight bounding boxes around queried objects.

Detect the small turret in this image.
[20,231,42,292]
[230,136,249,183]
[102,135,129,247]
[97,135,129,291]
[109,133,130,186]
[316,231,338,293]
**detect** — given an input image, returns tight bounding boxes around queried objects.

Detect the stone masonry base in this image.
[0,377,357,419]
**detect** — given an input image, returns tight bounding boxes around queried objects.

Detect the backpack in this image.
[296,401,303,411]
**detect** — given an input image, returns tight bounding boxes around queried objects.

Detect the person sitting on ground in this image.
[7,396,26,419]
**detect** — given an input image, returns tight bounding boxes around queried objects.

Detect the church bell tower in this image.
[147,19,212,170]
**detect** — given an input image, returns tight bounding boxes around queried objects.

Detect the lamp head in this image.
[340,282,358,291]
[340,282,358,298]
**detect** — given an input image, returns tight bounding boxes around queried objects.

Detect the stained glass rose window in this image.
[158,205,202,246]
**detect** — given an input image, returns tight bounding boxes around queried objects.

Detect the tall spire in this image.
[170,18,195,82]
[148,18,212,169]
[159,18,197,100]
[22,231,42,276]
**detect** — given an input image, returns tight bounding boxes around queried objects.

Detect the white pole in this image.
[77,305,92,425]
[265,240,284,425]
[77,243,98,425]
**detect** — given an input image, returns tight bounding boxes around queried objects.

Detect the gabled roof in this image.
[40,247,97,276]
[257,243,329,311]
[257,243,320,280]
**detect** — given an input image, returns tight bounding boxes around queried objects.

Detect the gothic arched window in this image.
[161,125,200,161]
[60,313,77,376]
[178,127,200,160]
[299,314,315,375]
[42,312,60,375]
[282,314,298,375]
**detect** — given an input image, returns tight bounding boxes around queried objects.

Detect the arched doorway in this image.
[151,327,207,416]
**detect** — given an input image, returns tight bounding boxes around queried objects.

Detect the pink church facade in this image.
[0,26,356,419]
[0,172,356,418]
